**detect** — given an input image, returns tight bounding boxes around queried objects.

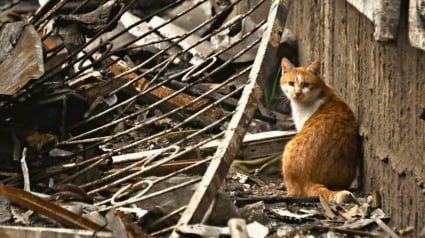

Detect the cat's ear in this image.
[307,60,321,76]
[281,58,294,74]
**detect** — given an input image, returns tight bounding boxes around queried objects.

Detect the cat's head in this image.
[280,58,324,103]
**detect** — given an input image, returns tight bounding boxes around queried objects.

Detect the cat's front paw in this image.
[334,190,355,204]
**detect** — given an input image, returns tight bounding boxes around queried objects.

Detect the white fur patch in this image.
[291,97,325,131]
[302,86,310,94]
[281,73,324,131]
[296,73,303,84]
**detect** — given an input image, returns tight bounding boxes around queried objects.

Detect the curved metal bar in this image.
[181,56,218,82]
[110,179,154,206]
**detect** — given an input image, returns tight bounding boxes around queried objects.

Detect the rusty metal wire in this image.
[2,0,274,234]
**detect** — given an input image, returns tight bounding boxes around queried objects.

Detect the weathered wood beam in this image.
[0,22,44,95]
[0,226,113,238]
[408,0,425,51]
[346,0,401,41]
[171,0,291,236]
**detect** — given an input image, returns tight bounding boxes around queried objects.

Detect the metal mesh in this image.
[0,0,283,235]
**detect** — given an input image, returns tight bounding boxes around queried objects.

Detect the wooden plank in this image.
[112,130,295,164]
[346,0,401,41]
[346,0,374,20]
[238,131,294,159]
[0,226,113,238]
[171,0,290,236]
[288,0,425,235]
[408,0,425,51]
[0,22,44,95]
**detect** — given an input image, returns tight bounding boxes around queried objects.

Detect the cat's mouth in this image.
[292,94,304,100]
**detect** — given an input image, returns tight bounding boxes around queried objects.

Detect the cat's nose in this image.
[294,91,302,98]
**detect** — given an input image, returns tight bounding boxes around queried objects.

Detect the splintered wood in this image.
[0,22,44,95]
[0,183,108,231]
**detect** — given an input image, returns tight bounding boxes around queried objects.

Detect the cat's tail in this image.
[305,183,354,203]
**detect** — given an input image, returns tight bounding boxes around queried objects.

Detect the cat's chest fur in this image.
[291,98,326,131]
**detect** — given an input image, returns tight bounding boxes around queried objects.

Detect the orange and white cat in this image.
[280,58,359,203]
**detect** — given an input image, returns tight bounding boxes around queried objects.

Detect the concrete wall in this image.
[283,0,425,234]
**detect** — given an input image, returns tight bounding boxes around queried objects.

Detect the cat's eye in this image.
[288,81,294,86]
[303,82,310,87]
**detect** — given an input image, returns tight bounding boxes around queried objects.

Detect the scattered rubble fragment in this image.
[223,168,401,237]
[0,21,44,95]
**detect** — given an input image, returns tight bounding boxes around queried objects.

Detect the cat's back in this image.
[284,89,358,190]
[303,89,358,135]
